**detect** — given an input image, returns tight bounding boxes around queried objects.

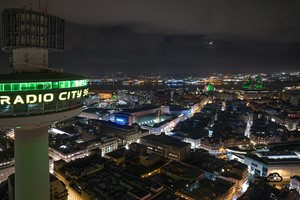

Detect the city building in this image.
[151,89,172,105]
[140,134,191,161]
[238,90,274,100]
[160,161,204,183]
[250,119,285,144]
[49,174,68,200]
[5,173,68,200]
[244,151,300,183]
[200,136,250,155]
[90,119,149,146]
[239,179,281,200]
[113,105,170,125]
[78,108,112,120]
[53,155,166,200]
[189,149,248,193]
[215,160,248,191]
[48,127,117,162]
[141,116,179,135]
[175,178,235,200]
[290,175,300,194]
[104,147,128,165]
[172,132,202,149]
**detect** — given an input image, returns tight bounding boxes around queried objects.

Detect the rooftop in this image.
[91,119,138,131]
[181,178,234,200]
[121,105,161,114]
[291,175,300,182]
[141,134,190,148]
[245,151,300,165]
[161,161,203,181]
[226,160,248,171]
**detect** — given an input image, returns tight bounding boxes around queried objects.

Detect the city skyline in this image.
[1,0,300,74]
[0,3,299,200]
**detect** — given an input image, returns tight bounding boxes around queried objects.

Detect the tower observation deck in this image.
[0,8,89,200]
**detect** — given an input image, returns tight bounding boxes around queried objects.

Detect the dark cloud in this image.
[2,0,300,42]
[0,1,300,74]
[46,23,300,74]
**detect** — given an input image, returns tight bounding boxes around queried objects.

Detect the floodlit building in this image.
[141,116,179,135]
[244,151,300,182]
[48,127,117,162]
[290,175,300,194]
[113,105,170,125]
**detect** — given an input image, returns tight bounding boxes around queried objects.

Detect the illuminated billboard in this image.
[0,78,89,117]
[115,116,127,125]
[0,88,88,105]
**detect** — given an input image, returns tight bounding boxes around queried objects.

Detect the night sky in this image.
[1,0,300,74]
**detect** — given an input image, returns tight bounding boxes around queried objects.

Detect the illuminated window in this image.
[74,80,79,87]
[44,82,52,89]
[3,84,11,91]
[28,82,36,90]
[20,83,28,90]
[65,81,70,88]
[70,80,76,87]
[52,82,59,89]
[59,81,71,88]
[0,79,88,92]
[13,83,20,91]
[37,82,44,90]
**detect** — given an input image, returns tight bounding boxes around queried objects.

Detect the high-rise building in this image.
[0,8,88,200]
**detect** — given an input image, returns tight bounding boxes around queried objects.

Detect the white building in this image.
[290,175,300,194]
[244,151,300,181]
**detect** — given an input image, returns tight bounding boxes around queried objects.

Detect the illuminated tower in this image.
[0,8,88,200]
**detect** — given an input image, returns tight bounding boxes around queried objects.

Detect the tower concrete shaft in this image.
[14,126,50,200]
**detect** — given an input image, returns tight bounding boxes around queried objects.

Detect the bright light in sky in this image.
[209,41,213,45]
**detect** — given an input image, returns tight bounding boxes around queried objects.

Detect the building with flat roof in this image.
[244,151,300,182]
[290,175,300,195]
[160,161,204,183]
[140,134,191,161]
[90,119,149,146]
[215,160,248,191]
[53,155,166,200]
[175,178,235,200]
[48,127,117,162]
[113,105,169,125]
[78,108,112,121]
[141,116,179,135]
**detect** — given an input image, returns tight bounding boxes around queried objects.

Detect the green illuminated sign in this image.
[0,79,88,92]
[242,76,264,90]
[0,88,89,105]
[207,84,214,92]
